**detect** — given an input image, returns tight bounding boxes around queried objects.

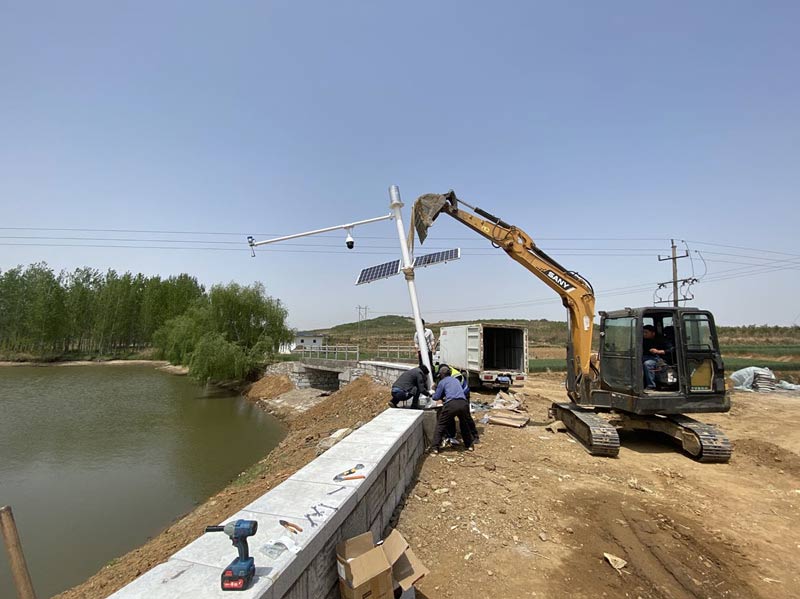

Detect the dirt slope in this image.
[397,375,800,598]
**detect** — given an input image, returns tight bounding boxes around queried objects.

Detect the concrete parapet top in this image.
[358,360,414,370]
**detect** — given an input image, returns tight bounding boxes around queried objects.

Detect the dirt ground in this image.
[398,375,800,599]
[55,373,800,599]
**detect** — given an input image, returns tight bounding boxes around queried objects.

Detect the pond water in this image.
[0,364,285,599]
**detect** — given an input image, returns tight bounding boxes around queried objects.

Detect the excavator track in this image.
[668,415,732,463]
[551,403,620,457]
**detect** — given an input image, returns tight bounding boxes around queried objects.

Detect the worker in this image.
[438,364,479,445]
[643,325,672,390]
[389,364,430,409]
[414,319,436,370]
[431,365,474,454]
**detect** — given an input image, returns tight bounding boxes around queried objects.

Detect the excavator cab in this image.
[592,307,730,416]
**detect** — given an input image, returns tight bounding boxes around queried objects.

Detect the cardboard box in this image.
[336,529,428,599]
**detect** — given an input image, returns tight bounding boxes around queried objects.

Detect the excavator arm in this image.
[413,191,596,400]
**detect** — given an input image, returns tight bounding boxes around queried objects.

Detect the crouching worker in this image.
[389,364,430,409]
[431,365,474,454]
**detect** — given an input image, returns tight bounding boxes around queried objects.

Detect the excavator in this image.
[413,190,732,462]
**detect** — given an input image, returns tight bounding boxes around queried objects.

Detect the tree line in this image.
[0,263,294,382]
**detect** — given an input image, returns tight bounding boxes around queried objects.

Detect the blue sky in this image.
[1,1,798,328]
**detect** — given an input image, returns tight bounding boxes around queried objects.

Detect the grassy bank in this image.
[0,349,157,363]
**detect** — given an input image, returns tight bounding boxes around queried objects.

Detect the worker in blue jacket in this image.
[438,364,479,445]
[431,365,474,453]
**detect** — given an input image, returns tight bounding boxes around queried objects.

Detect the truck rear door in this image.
[467,325,481,372]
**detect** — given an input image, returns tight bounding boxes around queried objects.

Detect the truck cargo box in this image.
[438,324,528,389]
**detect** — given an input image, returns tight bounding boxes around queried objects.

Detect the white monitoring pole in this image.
[388,185,434,389]
[247,213,394,251]
[247,186,440,390]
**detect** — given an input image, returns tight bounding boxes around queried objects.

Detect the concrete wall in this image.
[109,408,425,599]
[338,360,413,388]
[288,363,341,391]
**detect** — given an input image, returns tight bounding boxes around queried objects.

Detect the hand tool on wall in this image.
[333,463,364,482]
[279,519,303,534]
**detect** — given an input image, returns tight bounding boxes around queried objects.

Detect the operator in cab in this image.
[643,325,672,390]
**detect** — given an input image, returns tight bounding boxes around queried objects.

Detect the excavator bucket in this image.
[413,192,455,245]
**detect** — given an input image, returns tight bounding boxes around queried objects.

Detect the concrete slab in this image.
[321,439,399,476]
[337,426,402,448]
[242,480,358,527]
[289,456,379,494]
[107,558,273,599]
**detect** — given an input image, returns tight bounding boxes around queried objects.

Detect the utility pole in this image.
[356,305,368,340]
[656,239,693,306]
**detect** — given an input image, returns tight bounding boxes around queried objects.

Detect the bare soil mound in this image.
[734,438,800,477]
[246,374,294,400]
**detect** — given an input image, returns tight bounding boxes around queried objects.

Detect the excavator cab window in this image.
[682,312,720,392]
[599,316,636,392]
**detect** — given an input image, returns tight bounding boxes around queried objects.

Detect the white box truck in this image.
[437,324,528,390]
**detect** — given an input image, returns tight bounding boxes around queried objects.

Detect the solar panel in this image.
[355,259,401,285]
[413,248,461,269]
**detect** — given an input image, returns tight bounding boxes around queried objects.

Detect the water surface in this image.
[0,365,284,599]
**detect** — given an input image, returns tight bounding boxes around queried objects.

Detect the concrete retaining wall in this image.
[109,408,425,599]
[288,364,340,391]
[338,360,413,388]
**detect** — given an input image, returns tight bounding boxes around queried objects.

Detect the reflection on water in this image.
[0,365,285,599]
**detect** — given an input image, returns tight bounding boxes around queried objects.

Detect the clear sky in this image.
[2,1,798,329]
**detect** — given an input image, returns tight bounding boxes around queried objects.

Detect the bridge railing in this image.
[374,345,418,362]
[295,345,360,361]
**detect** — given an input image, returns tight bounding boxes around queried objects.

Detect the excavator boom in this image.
[413,191,596,399]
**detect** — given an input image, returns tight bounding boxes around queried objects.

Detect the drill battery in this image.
[221,557,255,591]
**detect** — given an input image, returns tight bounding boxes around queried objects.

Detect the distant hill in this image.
[319,315,575,346]
[309,315,800,348]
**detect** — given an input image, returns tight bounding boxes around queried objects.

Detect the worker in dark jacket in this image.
[431,365,474,453]
[389,364,430,409]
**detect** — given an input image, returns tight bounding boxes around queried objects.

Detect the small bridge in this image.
[289,345,415,390]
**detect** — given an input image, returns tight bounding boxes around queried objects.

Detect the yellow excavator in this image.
[414,190,732,462]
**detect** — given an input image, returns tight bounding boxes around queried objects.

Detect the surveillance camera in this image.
[345,232,355,249]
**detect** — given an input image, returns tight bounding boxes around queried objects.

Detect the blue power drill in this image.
[205,520,258,591]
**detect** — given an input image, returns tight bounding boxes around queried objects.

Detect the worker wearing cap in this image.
[389,364,430,409]
[431,365,474,454]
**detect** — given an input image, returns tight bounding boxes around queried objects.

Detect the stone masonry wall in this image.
[109,408,425,599]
